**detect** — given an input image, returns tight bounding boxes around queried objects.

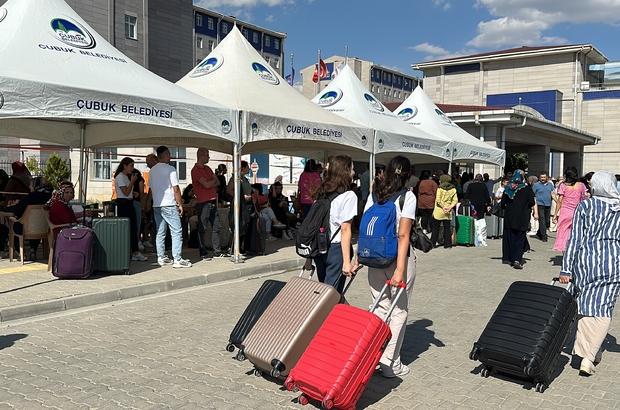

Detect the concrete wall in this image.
[582,98,620,172]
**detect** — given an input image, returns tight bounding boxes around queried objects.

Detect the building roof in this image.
[413,44,608,69]
[383,101,505,113]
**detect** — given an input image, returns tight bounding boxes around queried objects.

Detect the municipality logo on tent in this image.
[221,120,232,134]
[398,107,418,121]
[361,135,368,146]
[378,138,384,149]
[251,123,260,136]
[317,89,343,107]
[364,93,384,112]
[0,8,7,23]
[51,18,96,49]
[252,62,280,85]
[435,108,453,124]
[190,55,223,78]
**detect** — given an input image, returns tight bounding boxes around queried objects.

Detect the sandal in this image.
[513,261,523,270]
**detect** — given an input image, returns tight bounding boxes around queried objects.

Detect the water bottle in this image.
[317,227,328,254]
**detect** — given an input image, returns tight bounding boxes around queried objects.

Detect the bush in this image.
[44,152,71,190]
[25,156,41,176]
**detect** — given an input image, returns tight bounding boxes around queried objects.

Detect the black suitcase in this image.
[469,279,577,393]
[245,214,266,255]
[226,267,314,359]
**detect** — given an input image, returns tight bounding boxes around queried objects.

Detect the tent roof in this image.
[393,87,506,166]
[310,65,453,164]
[0,0,238,152]
[175,26,373,160]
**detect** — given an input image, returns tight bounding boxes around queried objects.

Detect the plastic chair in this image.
[9,205,50,265]
[44,209,70,272]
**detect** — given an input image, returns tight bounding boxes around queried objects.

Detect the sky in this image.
[193,0,620,80]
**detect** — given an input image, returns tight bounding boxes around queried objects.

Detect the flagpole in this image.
[345,46,348,65]
[316,50,321,95]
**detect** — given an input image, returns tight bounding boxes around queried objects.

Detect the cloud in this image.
[433,0,452,10]
[469,0,620,48]
[409,42,473,60]
[265,14,275,22]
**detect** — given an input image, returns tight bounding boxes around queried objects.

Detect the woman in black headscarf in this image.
[501,170,536,269]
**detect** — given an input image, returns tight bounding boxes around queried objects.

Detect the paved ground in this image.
[0,233,618,409]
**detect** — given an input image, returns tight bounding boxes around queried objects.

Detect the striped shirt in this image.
[560,198,620,317]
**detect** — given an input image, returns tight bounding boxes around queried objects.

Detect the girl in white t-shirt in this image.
[361,155,417,379]
[312,155,358,293]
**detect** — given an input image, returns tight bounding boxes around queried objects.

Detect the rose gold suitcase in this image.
[240,276,343,379]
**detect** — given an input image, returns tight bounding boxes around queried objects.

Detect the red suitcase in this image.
[285,281,405,410]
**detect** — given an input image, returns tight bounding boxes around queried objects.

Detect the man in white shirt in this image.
[149,146,192,268]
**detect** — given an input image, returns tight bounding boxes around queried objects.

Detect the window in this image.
[371,85,374,92]
[93,148,118,180]
[384,88,389,96]
[265,35,270,47]
[253,32,259,43]
[274,58,279,69]
[398,91,401,98]
[167,147,187,180]
[265,56,270,64]
[243,28,248,39]
[208,17,214,30]
[196,14,202,27]
[221,22,228,35]
[124,15,137,39]
[208,40,214,51]
[274,38,280,50]
[196,37,203,49]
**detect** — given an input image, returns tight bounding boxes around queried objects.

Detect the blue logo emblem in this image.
[361,135,367,146]
[317,89,343,107]
[435,108,453,124]
[364,93,384,112]
[221,120,231,134]
[251,122,259,136]
[252,62,280,85]
[0,8,7,23]
[397,107,418,121]
[378,138,384,149]
[190,55,224,77]
[50,18,96,49]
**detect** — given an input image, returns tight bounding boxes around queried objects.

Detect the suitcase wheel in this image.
[321,398,333,409]
[285,381,296,391]
[226,343,235,353]
[254,368,263,377]
[236,350,246,362]
[535,382,547,393]
[297,394,308,406]
[469,347,479,361]
[481,366,491,378]
[270,368,281,378]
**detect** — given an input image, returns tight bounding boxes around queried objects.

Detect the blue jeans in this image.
[314,242,346,293]
[133,200,142,234]
[196,200,221,255]
[154,206,183,261]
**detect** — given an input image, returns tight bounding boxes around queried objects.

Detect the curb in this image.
[0,258,304,323]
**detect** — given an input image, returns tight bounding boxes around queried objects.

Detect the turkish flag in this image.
[312,59,328,83]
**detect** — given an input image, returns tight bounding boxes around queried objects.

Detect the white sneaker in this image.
[138,242,145,251]
[282,232,291,240]
[579,357,595,376]
[144,241,154,248]
[382,364,410,379]
[131,252,148,262]
[266,236,277,242]
[273,222,287,229]
[173,259,192,268]
[157,256,173,266]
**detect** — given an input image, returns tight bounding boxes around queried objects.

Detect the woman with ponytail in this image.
[362,155,417,379]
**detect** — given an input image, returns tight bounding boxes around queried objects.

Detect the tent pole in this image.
[83,148,89,200]
[369,130,376,194]
[78,121,86,202]
[448,161,452,175]
[232,111,244,264]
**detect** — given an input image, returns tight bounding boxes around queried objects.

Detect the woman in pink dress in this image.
[553,167,588,252]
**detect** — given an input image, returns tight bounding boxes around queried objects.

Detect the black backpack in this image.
[295,192,340,258]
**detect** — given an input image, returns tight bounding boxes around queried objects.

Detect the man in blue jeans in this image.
[191,148,229,260]
[149,146,192,268]
[532,171,556,242]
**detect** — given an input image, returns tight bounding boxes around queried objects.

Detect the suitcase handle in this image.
[551,277,578,297]
[369,280,406,322]
[298,266,315,280]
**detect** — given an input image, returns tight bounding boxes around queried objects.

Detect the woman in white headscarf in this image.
[559,170,620,376]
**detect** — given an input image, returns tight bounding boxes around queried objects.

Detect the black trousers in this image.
[430,217,452,248]
[537,205,551,240]
[116,199,139,253]
[502,228,526,264]
[418,208,433,232]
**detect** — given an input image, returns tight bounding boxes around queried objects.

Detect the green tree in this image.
[25,156,41,176]
[506,153,528,174]
[44,152,71,190]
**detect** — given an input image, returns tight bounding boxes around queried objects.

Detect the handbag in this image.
[410,220,433,253]
[293,193,303,213]
[491,201,504,217]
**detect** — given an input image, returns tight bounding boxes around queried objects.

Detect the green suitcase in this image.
[91,217,131,274]
[455,215,475,246]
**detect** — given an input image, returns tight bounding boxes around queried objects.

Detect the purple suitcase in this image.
[53,226,95,279]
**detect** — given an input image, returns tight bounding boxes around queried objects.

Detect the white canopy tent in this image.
[311,65,453,166]
[176,26,374,162]
[394,87,506,167]
[0,0,239,198]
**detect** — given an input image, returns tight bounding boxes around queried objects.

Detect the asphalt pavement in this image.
[0,233,618,409]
